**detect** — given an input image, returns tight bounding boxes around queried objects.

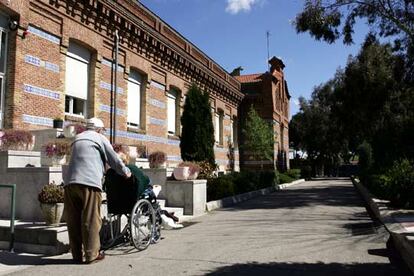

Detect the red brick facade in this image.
[236,57,290,171]
[0,0,244,170]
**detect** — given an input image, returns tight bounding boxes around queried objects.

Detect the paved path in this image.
[1,179,411,275]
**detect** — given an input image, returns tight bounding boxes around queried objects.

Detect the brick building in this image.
[0,0,244,170]
[235,57,290,171]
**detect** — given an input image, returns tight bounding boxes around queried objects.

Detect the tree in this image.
[180,84,215,165]
[242,106,275,170]
[295,0,414,46]
[289,81,346,176]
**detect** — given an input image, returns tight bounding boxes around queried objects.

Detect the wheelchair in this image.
[101,170,162,251]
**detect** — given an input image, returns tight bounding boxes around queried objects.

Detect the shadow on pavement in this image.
[203,260,412,276]
[0,251,74,266]
[223,185,363,211]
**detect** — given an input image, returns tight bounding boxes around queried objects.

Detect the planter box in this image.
[0,150,41,171]
[30,129,64,152]
[41,152,67,167]
[164,180,207,216]
[0,167,63,221]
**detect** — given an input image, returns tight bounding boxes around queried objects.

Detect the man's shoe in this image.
[85,252,105,264]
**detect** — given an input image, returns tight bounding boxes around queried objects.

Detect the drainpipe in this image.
[112,30,119,144]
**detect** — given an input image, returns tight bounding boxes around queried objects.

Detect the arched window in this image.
[127,70,143,128]
[65,42,91,117]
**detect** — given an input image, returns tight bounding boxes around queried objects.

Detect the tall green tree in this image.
[242,106,275,170]
[180,84,215,165]
[295,0,414,46]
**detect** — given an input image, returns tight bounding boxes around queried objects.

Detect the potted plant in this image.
[0,129,35,151]
[148,151,166,168]
[174,162,201,180]
[43,139,72,166]
[38,181,65,226]
[53,117,64,129]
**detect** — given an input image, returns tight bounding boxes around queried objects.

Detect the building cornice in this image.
[47,0,243,106]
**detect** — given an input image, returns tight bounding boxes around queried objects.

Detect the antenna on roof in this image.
[266,31,271,72]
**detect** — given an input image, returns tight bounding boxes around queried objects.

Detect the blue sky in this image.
[139,0,370,117]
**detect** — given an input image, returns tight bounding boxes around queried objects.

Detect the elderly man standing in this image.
[64,117,131,264]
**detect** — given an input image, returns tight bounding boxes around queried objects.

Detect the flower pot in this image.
[173,166,190,180]
[53,119,63,129]
[52,155,66,166]
[40,203,64,226]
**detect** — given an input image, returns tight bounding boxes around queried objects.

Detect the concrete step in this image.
[0,220,69,255]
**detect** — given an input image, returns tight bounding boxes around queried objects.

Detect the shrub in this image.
[233,171,257,194]
[258,170,278,189]
[148,151,166,168]
[0,129,33,150]
[43,139,71,158]
[197,161,218,178]
[38,182,64,204]
[278,173,294,184]
[207,175,235,201]
[384,159,414,208]
[285,169,301,180]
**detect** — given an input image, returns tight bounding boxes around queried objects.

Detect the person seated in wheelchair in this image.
[103,148,152,215]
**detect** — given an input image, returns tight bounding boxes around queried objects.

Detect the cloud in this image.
[225,0,260,14]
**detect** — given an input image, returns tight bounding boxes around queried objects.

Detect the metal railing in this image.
[0,184,16,252]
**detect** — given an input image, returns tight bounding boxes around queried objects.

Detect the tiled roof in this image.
[235,73,264,83]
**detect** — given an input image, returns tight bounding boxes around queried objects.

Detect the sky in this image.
[139,0,371,118]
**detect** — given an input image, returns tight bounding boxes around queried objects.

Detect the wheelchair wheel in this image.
[151,208,162,244]
[130,199,155,251]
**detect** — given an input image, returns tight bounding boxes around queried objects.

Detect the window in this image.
[127,70,143,128]
[167,89,179,135]
[231,116,238,148]
[65,42,90,117]
[215,110,223,145]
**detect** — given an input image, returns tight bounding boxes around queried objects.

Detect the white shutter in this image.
[65,43,90,100]
[215,113,220,143]
[127,72,141,126]
[167,91,176,134]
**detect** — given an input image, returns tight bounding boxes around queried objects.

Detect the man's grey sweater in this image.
[64,130,130,191]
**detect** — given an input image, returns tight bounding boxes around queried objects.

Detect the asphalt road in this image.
[2,179,412,275]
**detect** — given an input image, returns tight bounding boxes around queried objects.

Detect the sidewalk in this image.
[353,178,414,274]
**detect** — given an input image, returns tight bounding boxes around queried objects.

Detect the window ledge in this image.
[127,127,146,134]
[168,134,180,141]
[65,114,86,123]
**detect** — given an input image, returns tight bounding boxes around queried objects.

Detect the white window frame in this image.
[167,89,179,135]
[64,42,90,118]
[127,70,143,129]
[65,96,86,117]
